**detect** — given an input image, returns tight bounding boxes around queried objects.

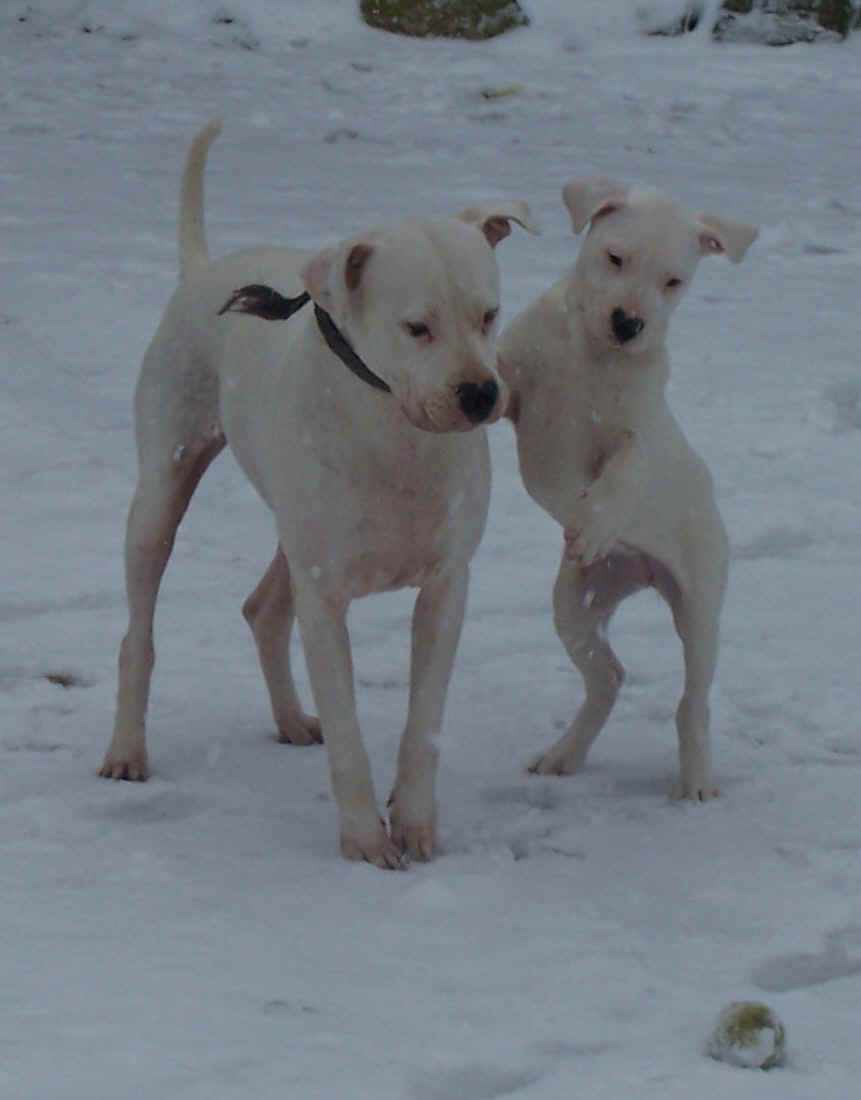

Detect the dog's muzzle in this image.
[456,379,499,424]
[611,308,645,345]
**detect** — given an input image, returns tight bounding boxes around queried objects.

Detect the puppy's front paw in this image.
[564,488,627,566]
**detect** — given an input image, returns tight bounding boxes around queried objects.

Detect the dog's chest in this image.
[292,432,490,598]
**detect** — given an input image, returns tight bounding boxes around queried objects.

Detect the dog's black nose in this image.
[457,379,499,424]
[611,308,645,344]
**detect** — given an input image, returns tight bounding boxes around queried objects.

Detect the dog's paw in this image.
[674,779,720,802]
[388,791,437,862]
[340,816,407,870]
[564,489,627,566]
[276,711,323,746]
[389,820,435,862]
[99,749,149,782]
[525,746,585,776]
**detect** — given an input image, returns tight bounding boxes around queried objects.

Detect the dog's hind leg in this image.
[242,547,322,746]
[101,437,225,781]
[528,550,649,776]
[101,331,226,782]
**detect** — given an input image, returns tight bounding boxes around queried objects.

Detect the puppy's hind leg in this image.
[654,542,727,802]
[528,551,648,776]
[242,547,322,746]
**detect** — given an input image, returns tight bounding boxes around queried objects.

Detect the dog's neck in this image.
[218,284,391,394]
[312,303,391,393]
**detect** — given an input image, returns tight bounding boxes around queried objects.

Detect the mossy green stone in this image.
[359,1,529,40]
[708,1001,787,1070]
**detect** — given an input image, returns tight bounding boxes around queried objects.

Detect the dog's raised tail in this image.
[178,118,223,281]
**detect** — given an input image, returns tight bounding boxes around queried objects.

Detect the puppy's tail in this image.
[178,118,223,281]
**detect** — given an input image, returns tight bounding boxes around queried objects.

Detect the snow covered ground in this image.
[2,2,860,1096]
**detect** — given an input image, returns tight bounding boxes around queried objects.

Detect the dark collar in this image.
[218,283,391,394]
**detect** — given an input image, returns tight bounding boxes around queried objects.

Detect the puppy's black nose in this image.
[611,308,645,344]
[457,379,499,424]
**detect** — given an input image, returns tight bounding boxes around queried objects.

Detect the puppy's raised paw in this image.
[564,489,627,566]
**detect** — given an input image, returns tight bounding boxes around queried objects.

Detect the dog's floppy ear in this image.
[457,201,541,247]
[695,213,759,263]
[302,239,375,307]
[562,178,630,234]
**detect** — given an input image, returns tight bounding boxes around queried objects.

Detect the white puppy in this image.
[100,120,538,866]
[499,178,757,800]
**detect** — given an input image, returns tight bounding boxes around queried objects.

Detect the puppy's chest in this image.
[517,384,628,505]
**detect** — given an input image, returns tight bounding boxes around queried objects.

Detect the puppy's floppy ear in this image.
[302,239,374,307]
[695,213,759,263]
[562,177,630,234]
[694,214,756,266]
[457,201,541,248]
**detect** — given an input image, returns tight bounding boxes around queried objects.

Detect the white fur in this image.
[499,179,757,800]
[100,120,538,866]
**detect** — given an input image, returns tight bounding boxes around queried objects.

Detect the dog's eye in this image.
[404,321,432,341]
[482,308,499,332]
[665,277,683,290]
[608,252,623,268]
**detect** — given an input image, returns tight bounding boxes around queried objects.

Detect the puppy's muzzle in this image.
[456,379,500,424]
[611,308,645,345]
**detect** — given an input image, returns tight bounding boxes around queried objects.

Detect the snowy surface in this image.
[2,2,861,1097]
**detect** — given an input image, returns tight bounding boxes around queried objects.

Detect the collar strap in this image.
[312,303,391,393]
[217,284,310,321]
[218,283,391,394]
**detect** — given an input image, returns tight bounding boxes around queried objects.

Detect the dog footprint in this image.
[752,927,861,992]
[84,786,199,826]
[408,1063,543,1100]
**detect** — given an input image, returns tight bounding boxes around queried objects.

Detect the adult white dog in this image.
[499,179,757,800]
[101,120,538,867]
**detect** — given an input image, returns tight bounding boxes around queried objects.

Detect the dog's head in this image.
[301,203,539,432]
[561,178,758,356]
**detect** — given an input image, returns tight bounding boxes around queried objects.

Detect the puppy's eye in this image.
[608,252,623,268]
[482,308,499,332]
[665,277,683,290]
[404,321,431,341]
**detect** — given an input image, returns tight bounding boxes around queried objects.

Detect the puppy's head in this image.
[561,178,758,356]
[301,202,539,432]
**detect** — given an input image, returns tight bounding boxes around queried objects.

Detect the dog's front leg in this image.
[293,583,404,869]
[564,430,646,566]
[389,566,469,862]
